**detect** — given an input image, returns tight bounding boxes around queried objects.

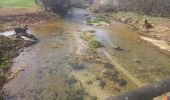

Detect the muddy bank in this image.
[111,12,170,51]
[0,35,36,99]
[0,8,54,31]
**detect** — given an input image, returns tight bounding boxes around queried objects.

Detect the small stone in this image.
[118,79,127,86]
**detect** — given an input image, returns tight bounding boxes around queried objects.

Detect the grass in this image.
[86,16,110,25]
[80,31,102,49]
[112,11,170,25]
[0,36,14,69]
[0,36,16,96]
[0,0,37,7]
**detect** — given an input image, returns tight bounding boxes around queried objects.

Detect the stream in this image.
[2,8,170,100]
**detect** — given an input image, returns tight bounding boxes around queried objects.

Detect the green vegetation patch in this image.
[68,58,84,70]
[80,31,102,49]
[112,11,170,25]
[86,16,110,25]
[0,36,15,69]
[0,35,20,94]
[0,0,37,7]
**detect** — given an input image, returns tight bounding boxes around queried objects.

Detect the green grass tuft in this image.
[80,32,102,49]
[86,16,110,25]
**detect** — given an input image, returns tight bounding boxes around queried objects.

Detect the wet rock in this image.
[118,79,127,86]
[120,17,128,23]
[84,14,90,17]
[104,63,114,69]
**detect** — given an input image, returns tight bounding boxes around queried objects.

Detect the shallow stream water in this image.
[2,8,170,100]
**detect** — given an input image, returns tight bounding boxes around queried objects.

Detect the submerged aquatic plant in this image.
[65,75,78,85]
[118,79,127,86]
[86,16,110,25]
[80,32,103,49]
[68,59,84,71]
[104,63,114,69]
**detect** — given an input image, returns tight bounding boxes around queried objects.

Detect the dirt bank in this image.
[0,35,35,95]
[0,7,53,31]
[0,7,53,98]
[111,12,170,51]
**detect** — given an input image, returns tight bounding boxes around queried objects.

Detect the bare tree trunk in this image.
[105,78,170,100]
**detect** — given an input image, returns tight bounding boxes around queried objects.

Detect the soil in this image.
[0,7,54,31]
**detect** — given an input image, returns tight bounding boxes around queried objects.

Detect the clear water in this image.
[2,8,170,100]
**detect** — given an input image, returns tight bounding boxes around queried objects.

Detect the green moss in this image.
[80,32,102,49]
[96,16,110,23]
[89,38,102,48]
[68,59,84,70]
[86,16,110,25]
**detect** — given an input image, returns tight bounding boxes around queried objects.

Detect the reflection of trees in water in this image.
[41,0,71,15]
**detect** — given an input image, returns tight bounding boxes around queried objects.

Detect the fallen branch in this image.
[105,78,170,100]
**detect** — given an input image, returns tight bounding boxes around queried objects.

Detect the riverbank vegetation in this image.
[0,35,35,91]
[0,0,50,98]
[0,0,37,7]
[0,36,14,89]
[86,16,110,26]
[112,11,170,45]
[80,31,102,49]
